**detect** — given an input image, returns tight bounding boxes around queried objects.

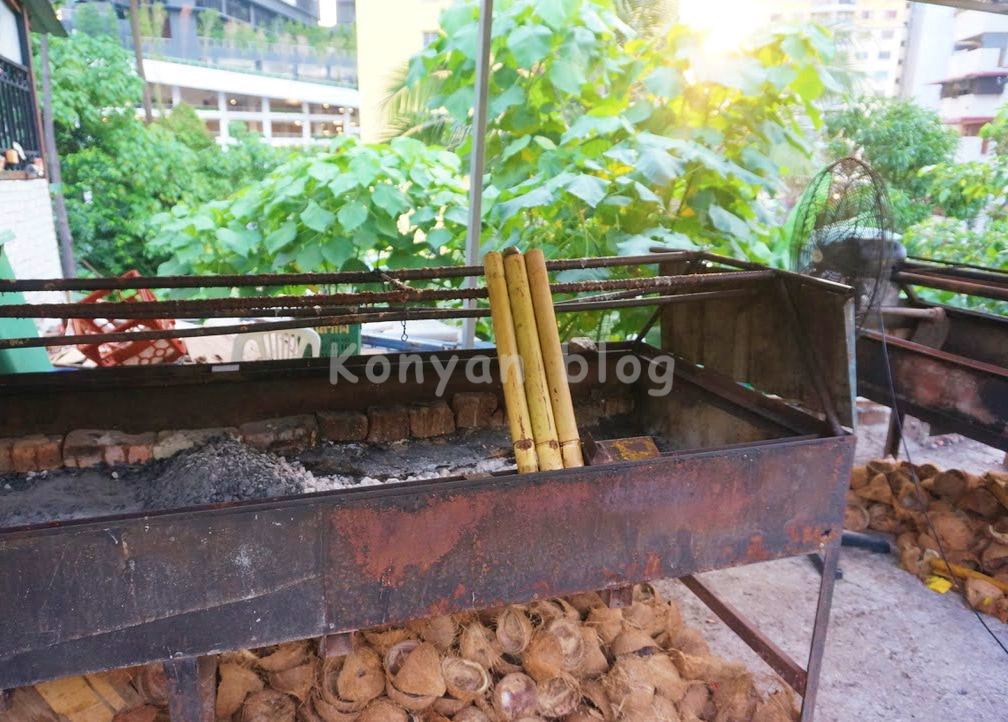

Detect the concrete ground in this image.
[657,403,1008,721]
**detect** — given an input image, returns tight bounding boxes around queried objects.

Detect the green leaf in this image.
[328,174,358,198]
[372,183,410,216]
[444,206,469,225]
[643,66,681,97]
[265,221,297,253]
[636,147,681,186]
[301,201,336,233]
[549,59,586,95]
[498,186,554,220]
[320,239,352,268]
[507,24,553,67]
[790,65,825,102]
[425,227,454,250]
[216,227,259,258]
[565,173,608,207]
[709,205,752,239]
[501,135,532,162]
[296,244,324,270]
[490,84,525,116]
[538,0,576,30]
[337,200,369,231]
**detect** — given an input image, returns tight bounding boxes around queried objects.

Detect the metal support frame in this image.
[681,538,841,722]
[461,0,495,349]
[164,656,216,722]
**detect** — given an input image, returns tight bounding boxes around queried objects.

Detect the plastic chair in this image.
[231,328,321,362]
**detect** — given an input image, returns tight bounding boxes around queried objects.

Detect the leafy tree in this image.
[73,3,120,37]
[39,31,289,276]
[825,96,958,228]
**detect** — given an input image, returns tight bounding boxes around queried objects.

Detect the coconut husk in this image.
[298,697,327,722]
[408,616,458,653]
[855,473,892,504]
[522,632,565,683]
[895,483,928,513]
[895,531,918,551]
[602,656,655,714]
[957,488,1002,521]
[712,673,758,722]
[434,696,470,717]
[496,607,534,655]
[221,649,261,667]
[357,699,409,722]
[217,662,265,717]
[581,679,614,721]
[546,618,586,670]
[981,542,1008,573]
[632,583,663,606]
[898,545,927,579]
[442,656,491,702]
[931,510,975,552]
[622,601,665,637]
[866,459,896,475]
[991,519,1008,545]
[257,642,308,672]
[610,627,658,657]
[913,462,940,481]
[849,465,869,490]
[387,642,447,699]
[421,711,452,722]
[670,627,710,658]
[887,470,914,496]
[843,504,869,532]
[242,689,296,722]
[269,662,316,702]
[575,627,609,679]
[845,489,861,506]
[562,705,605,722]
[930,469,969,500]
[665,601,684,639]
[496,654,525,676]
[670,650,746,684]
[385,678,437,713]
[867,503,899,534]
[565,592,605,616]
[363,626,416,656]
[527,600,567,627]
[133,663,169,706]
[966,578,1005,615]
[536,675,580,718]
[452,706,491,722]
[311,693,360,722]
[459,622,502,672]
[493,673,538,721]
[332,647,385,708]
[646,653,687,703]
[585,606,623,645]
[752,690,798,722]
[111,706,158,722]
[678,682,711,720]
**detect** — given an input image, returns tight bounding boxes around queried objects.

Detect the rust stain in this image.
[452,583,467,600]
[744,534,771,562]
[643,551,662,578]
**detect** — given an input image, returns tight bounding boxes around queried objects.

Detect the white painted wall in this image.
[0,179,64,307]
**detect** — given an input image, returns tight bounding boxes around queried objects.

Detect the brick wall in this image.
[0,178,64,309]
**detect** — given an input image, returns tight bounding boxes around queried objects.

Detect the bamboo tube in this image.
[502,248,564,472]
[525,249,584,468]
[930,558,1008,595]
[484,252,538,474]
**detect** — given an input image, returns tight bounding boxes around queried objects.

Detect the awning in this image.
[23,0,66,37]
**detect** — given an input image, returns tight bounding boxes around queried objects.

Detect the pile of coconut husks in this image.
[123,586,796,722]
[846,460,1008,622]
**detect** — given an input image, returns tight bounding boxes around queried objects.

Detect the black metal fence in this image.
[0,56,40,159]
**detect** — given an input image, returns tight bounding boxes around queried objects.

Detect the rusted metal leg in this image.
[884,407,904,459]
[599,585,633,609]
[165,656,217,722]
[801,541,841,722]
[319,631,354,658]
[680,575,807,694]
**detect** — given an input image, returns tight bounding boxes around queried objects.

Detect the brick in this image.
[0,437,14,474]
[451,392,498,429]
[366,406,410,443]
[153,428,241,460]
[317,411,368,442]
[64,429,156,468]
[488,408,506,428]
[240,415,318,453]
[409,402,456,439]
[10,435,63,472]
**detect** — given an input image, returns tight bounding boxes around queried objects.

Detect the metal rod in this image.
[0,289,756,350]
[681,575,807,694]
[801,540,841,722]
[0,252,709,293]
[461,0,494,350]
[895,271,1008,303]
[0,273,772,320]
[878,306,945,320]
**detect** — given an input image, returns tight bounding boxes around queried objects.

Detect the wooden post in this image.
[502,248,563,472]
[164,657,216,722]
[525,249,583,468]
[484,252,538,473]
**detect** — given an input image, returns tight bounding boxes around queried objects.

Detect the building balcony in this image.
[954,11,1008,45]
[124,34,357,88]
[0,56,41,159]
[941,92,1004,123]
[948,47,1006,78]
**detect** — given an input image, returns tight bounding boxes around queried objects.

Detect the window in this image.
[885,9,898,19]
[0,0,24,64]
[881,30,894,39]
[860,10,871,19]
[878,51,891,60]
[874,71,888,81]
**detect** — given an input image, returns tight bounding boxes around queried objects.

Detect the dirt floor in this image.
[659,401,1008,722]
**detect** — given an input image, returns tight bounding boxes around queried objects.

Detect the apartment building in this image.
[66,0,361,146]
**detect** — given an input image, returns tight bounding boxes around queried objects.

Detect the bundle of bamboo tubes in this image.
[484,248,584,474]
